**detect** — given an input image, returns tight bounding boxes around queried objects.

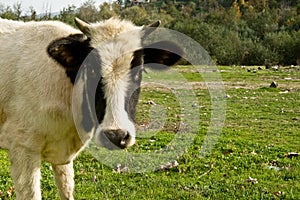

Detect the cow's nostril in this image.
[120,132,130,146]
[124,132,130,140]
[103,129,131,149]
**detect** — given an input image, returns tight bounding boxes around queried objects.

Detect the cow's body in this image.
[0,18,181,199]
[0,18,83,163]
[0,19,88,200]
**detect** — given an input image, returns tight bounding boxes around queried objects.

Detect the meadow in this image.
[0,65,299,199]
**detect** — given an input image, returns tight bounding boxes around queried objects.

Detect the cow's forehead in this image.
[89,18,143,44]
[88,19,144,80]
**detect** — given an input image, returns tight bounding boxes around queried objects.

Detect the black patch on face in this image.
[47,34,93,84]
[94,77,106,124]
[79,50,107,132]
[48,34,107,132]
[124,41,183,121]
[65,70,78,84]
[48,33,183,134]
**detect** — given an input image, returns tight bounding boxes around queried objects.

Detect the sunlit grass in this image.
[0,66,299,199]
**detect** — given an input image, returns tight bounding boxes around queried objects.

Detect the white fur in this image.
[93,26,143,146]
[0,18,24,34]
[0,18,143,200]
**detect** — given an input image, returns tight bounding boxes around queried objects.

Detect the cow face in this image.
[47,18,182,149]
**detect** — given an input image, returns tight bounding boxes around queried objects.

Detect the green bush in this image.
[1,0,300,66]
[240,39,279,66]
[264,31,298,65]
[209,26,243,65]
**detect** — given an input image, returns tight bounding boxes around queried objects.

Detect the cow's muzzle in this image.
[96,129,135,149]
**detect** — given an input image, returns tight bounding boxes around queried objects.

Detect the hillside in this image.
[1,0,300,66]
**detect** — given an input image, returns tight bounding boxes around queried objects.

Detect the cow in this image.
[0,17,182,200]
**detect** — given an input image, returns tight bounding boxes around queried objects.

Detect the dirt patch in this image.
[142,81,300,91]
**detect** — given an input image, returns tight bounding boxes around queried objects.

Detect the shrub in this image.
[264,31,297,65]
[240,39,279,66]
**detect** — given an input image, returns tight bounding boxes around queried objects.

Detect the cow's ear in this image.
[143,41,183,69]
[47,34,92,70]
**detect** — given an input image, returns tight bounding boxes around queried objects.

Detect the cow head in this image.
[47,18,182,149]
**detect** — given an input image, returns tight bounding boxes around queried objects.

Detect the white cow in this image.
[0,17,181,199]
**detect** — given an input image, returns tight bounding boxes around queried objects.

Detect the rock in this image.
[286,152,299,158]
[192,103,198,108]
[272,65,279,70]
[273,191,285,197]
[270,81,278,88]
[279,90,289,94]
[157,160,179,171]
[244,176,258,184]
[114,164,128,173]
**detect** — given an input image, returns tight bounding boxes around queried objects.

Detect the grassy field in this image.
[0,65,299,199]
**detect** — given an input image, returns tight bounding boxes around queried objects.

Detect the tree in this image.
[0,4,17,20]
[77,0,99,22]
[240,38,279,65]
[58,5,77,26]
[13,2,22,20]
[120,6,148,25]
[247,0,268,11]
[98,2,116,20]
[112,2,122,15]
[243,10,278,39]
[1,0,299,66]
[29,6,36,20]
[230,0,242,20]
[264,31,297,65]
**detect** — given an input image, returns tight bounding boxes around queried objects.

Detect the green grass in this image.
[0,66,299,199]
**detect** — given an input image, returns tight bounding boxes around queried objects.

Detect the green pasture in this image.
[0,65,299,199]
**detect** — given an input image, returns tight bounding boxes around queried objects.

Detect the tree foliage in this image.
[1,0,299,66]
